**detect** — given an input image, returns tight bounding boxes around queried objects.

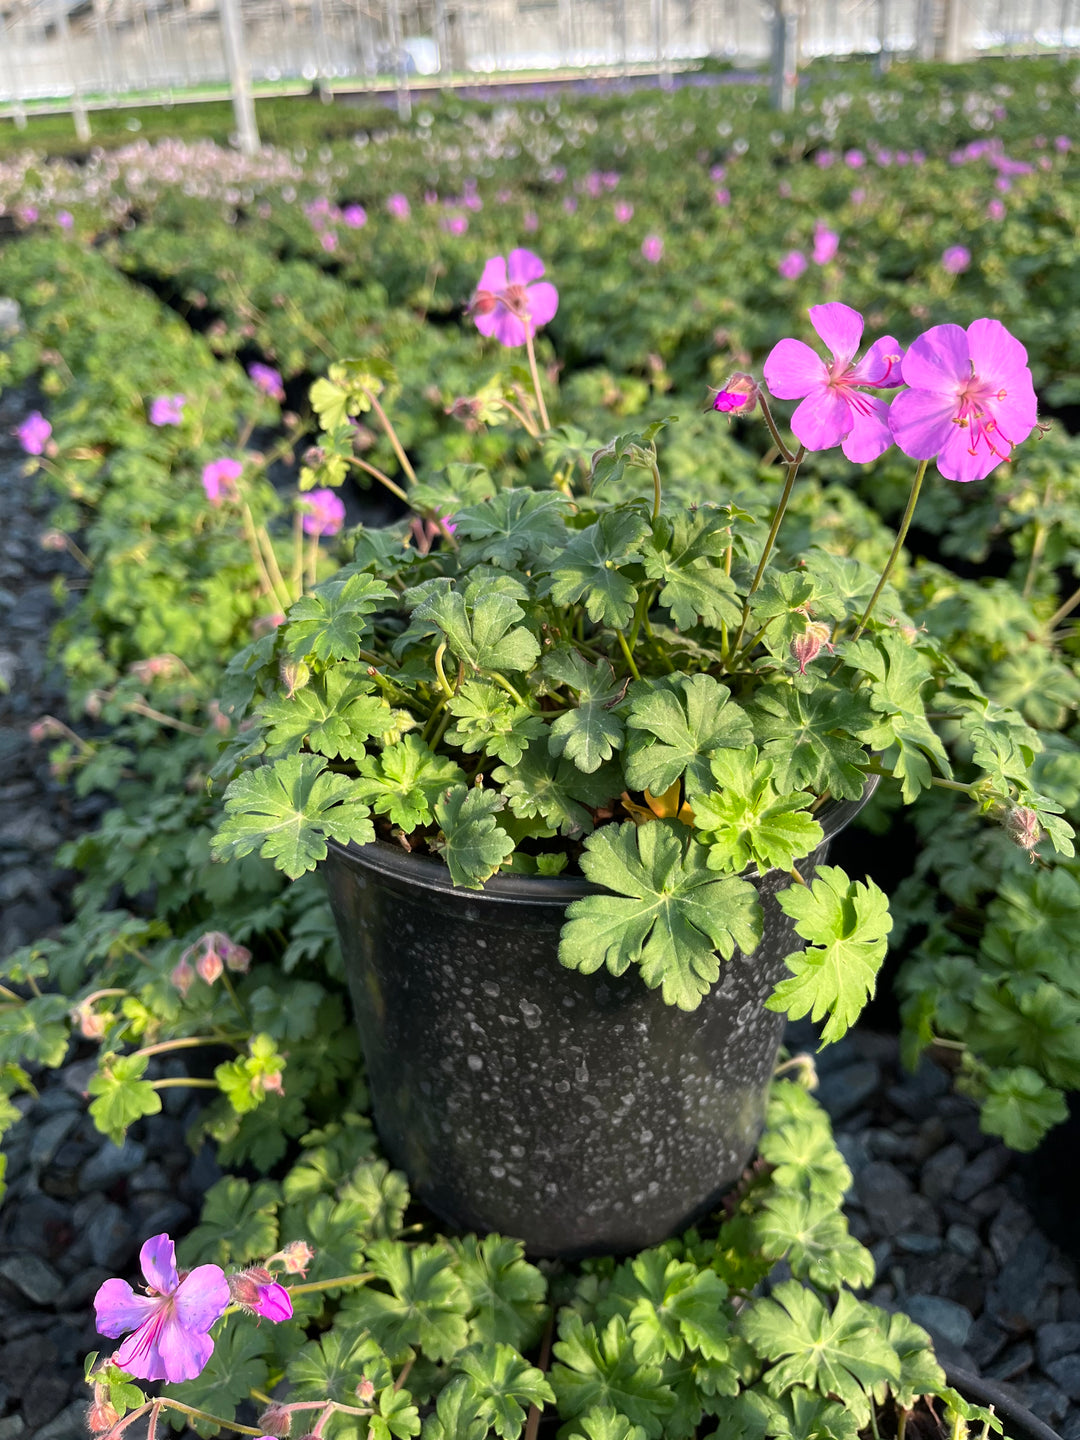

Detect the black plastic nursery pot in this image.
[323,785,876,1259]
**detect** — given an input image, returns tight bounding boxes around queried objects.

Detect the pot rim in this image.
[325,772,880,907]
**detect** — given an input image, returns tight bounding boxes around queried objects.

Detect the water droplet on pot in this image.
[554,1079,570,1094]
[519,1000,541,1029]
[467,1054,483,1071]
[482,980,500,998]
[490,1164,506,1178]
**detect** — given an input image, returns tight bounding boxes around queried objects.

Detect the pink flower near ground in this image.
[763,301,904,463]
[641,235,664,264]
[888,318,1038,483]
[301,487,346,536]
[714,187,730,207]
[202,457,243,505]
[15,411,51,455]
[386,193,410,220]
[442,215,468,235]
[614,201,634,223]
[56,210,74,230]
[94,1234,229,1383]
[844,149,865,168]
[523,211,539,232]
[321,232,338,252]
[342,203,367,228]
[987,199,1006,221]
[942,245,971,274]
[471,249,559,348]
[812,223,839,266]
[778,251,808,280]
[149,395,186,427]
[563,196,577,214]
[248,362,285,401]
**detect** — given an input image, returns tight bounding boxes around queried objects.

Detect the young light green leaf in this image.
[690,749,823,877]
[844,633,950,802]
[885,1311,945,1411]
[454,489,571,569]
[757,1105,852,1201]
[370,1383,422,1440]
[413,587,540,674]
[338,1157,411,1239]
[0,994,70,1070]
[445,682,548,766]
[87,1051,162,1145]
[760,1388,859,1440]
[283,570,392,664]
[341,1240,470,1363]
[354,736,465,832]
[752,1192,876,1291]
[767,866,892,1045]
[288,1328,392,1407]
[493,746,618,837]
[739,1282,900,1428]
[561,822,762,1010]
[454,1344,555,1440]
[432,785,516,888]
[544,649,627,773]
[551,1315,676,1440]
[625,675,753,797]
[565,1407,650,1440]
[623,1252,733,1363]
[449,1235,548,1352]
[542,511,651,629]
[259,668,390,762]
[640,510,742,632]
[214,754,375,878]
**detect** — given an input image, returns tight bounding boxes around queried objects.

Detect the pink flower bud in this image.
[791,621,834,675]
[195,943,224,986]
[40,529,68,551]
[171,957,195,998]
[72,1002,107,1041]
[87,1394,119,1434]
[356,1379,376,1403]
[1004,805,1040,854]
[277,1240,315,1276]
[711,373,759,415]
[258,1404,293,1437]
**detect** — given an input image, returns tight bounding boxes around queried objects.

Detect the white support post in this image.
[770,0,798,113]
[219,0,260,156]
[386,0,410,122]
[54,0,91,143]
[875,0,891,71]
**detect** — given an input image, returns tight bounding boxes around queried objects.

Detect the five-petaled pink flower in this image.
[301,487,346,536]
[387,193,410,220]
[149,395,186,427]
[763,302,904,462]
[471,249,559,349]
[248,363,285,401]
[888,318,1038,483]
[812,223,839,266]
[94,1233,229,1383]
[202,457,243,505]
[942,245,971,275]
[15,412,51,455]
[778,250,808,280]
[641,235,664,264]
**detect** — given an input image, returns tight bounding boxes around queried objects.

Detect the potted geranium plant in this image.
[212,247,1072,1257]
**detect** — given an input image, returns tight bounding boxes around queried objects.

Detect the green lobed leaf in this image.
[432,785,517,888]
[767,866,892,1045]
[750,685,874,802]
[739,1282,900,1428]
[884,1311,945,1411]
[163,1322,268,1434]
[355,736,466,832]
[341,1240,471,1363]
[454,1343,555,1440]
[542,511,651,629]
[213,753,375,878]
[550,1314,676,1440]
[751,1192,876,1291]
[625,675,753,798]
[561,822,762,1011]
[283,570,393,664]
[493,745,619,837]
[544,649,627,775]
[844,633,950,803]
[445,681,548,765]
[179,1176,280,1266]
[86,1051,162,1145]
[0,994,70,1070]
[640,509,742,632]
[259,667,391,762]
[454,489,572,568]
[977,1064,1069,1150]
[450,1235,548,1352]
[413,585,540,674]
[565,1407,650,1440]
[690,748,823,877]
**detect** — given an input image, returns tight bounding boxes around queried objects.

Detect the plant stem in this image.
[848,458,928,645]
[615,630,642,682]
[162,1399,265,1435]
[494,396,539,437]
[348,454,411,505]
[395,1356,415,1391]
[239,501,286,610]
[433,642,455,699]
[729,444,805,655]
[364,389,418,486]
[1022,478,1055,599]
[523,326,551,432]
[123,701,204,737]
[287,1270,375,1296]
[305,531,319,592]
[897,1409,908,1440]
[524,1311,556,1440]
[650,458,662,521]
[1046,578,1080,633]
[757,393,796,464]
[134,1034,244,1060]
[150,1077,219,1090]
[291,508,304,602]
[484,671,527,705]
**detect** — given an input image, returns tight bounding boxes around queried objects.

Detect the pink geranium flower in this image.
[641,235,664,264]
[94,1234,229,1383]
[812,223,839,266]
[248,362,285,401]
[942,245,971,274]
[888,319,1038,483]
[202,457,243,505]
[386,193,410,220]
[614,201,634,223]
[301,487,346,536]
[342,203,367,228]
[149,395,186,427]
[470,249,559,349]
[763,301,904,463]
[778,250,808,280]
[15,411,51,455]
